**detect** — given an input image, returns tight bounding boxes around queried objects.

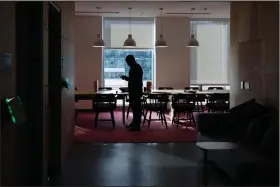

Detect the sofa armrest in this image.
[196,113,235,134]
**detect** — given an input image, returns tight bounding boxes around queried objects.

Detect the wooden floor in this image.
[54,143,230,186]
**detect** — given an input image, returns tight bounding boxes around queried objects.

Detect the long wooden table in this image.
[75,89,230,125]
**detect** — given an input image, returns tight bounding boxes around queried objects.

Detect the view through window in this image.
[103,49,153,89]
[102,17,155,90]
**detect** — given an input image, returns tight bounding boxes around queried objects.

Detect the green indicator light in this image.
[5,98,17,124]
[11,116,16,123]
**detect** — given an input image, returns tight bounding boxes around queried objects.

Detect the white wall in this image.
[155,17,191,89]
[75,16,102,109]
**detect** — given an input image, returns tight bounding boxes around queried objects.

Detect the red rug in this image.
[74,111,198,143]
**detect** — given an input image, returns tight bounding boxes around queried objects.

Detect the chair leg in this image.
[157,111,161,119]
[94,112,99,128]
[141,109,145,118]
[176,112,180,127]
[172,111,176,125]
[126,104,130,119]
[200,102,204,112]
[110,110,115,129]
[191,112,196,126]
[148,110,152,129]
[195,101,199,112]
[163,113,168,129]
[160,112,164,126]
[143,110,148,126]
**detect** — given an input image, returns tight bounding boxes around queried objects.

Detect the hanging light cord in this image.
[160,8,163,34]
[191,8,195,34]
[96,7,101,37]
[129,8,132,34]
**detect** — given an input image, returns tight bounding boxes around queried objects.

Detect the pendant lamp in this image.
[93,7,106,47]
[123,8,136,47]
[187,8,199,47]
[155,8,168,47]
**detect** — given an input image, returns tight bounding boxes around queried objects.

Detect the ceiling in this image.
[75,1,230,18]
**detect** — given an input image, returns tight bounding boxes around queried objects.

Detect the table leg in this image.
[167,98,173,121]
[169,105,174,121]
[122,96,126,125]
[203,149,208,186]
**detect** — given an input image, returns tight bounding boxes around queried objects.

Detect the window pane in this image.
[190,20,229,84]
[103,49,153,89]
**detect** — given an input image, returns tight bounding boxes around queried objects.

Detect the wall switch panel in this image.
[244,82,250,90]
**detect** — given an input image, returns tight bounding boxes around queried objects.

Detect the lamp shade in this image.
[155,34,168,47]
[186,34,199,47]
[123,34,136,47]
[93,34,105,47]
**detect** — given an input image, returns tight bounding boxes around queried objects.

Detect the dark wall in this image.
[230,1,279,110]
[0,1,75,185]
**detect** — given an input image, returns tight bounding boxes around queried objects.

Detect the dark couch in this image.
[196,98,279,186]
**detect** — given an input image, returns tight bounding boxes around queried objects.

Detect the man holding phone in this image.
[120,55,143,131]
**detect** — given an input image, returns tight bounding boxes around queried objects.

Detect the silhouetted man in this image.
[120,55,143,131]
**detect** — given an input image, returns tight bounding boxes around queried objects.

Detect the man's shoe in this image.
[126,123,133,128]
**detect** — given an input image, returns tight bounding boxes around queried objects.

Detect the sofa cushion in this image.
[229,99,267,131]
[246,113,271,144]
[260,117,279,158]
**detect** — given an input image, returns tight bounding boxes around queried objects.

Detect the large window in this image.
[190,20,230,84]
[102,18,155,89]
[103,49,153,89]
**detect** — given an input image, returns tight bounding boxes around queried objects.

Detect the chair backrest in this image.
[172,94,196,109]
[172,94,196,103]
[185,86,199,90]
[208,86,224,90]
[93,94,116,104]
[144,93,169,108]
[98,87,113,91]
[158,87,174,90]
[208,93,229,102]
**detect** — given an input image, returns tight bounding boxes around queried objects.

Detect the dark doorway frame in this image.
[15,1,44,185]
[48,1,62,184]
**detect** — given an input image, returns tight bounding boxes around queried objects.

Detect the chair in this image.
[171,94,196,127]
[92,94,117,129]
[185,87,204,112]
[142,94,169,129]
[157,87,173,117]
[207,86,224,90]
[158,87,174,90]
[185,86,199,90]
[206,93,229,113]
[195,94,206,112]
[98,87,113,91]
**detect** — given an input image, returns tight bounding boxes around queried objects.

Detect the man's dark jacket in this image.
[128,63,143,99]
